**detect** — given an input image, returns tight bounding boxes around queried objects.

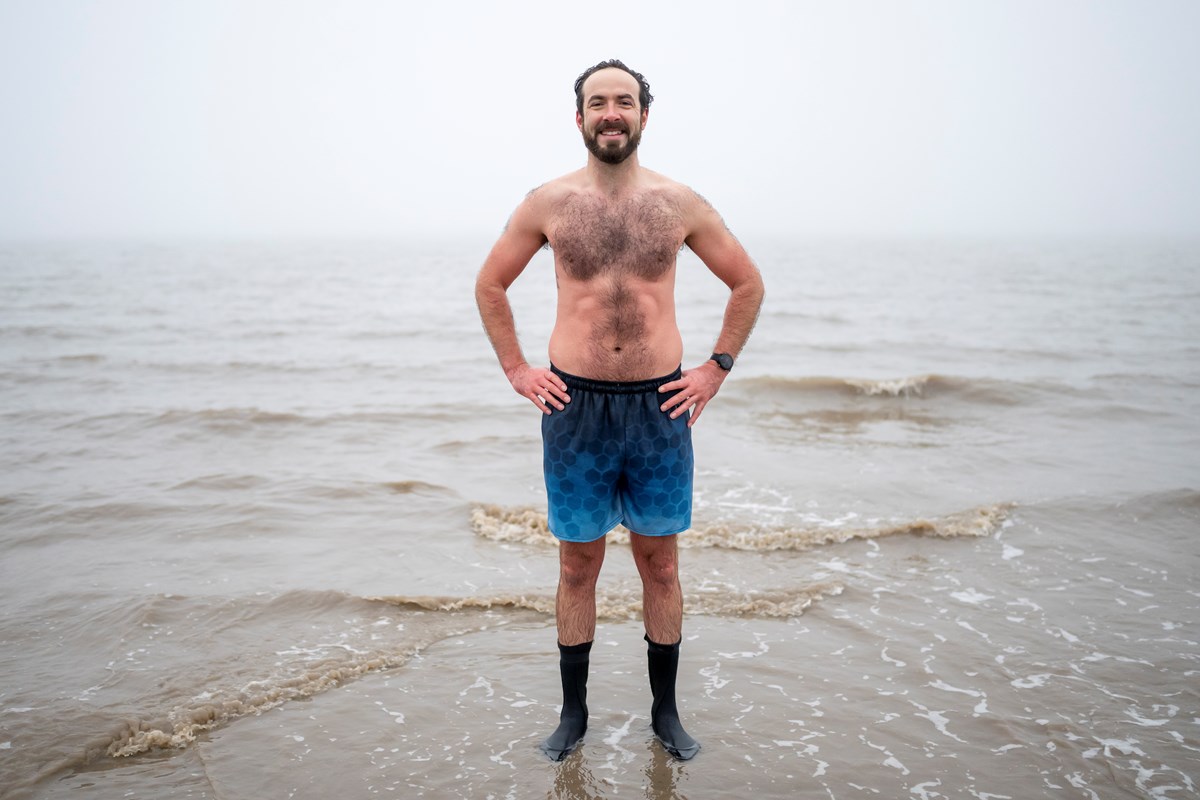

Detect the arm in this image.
[475,192,570,414]
[659,193,764,426]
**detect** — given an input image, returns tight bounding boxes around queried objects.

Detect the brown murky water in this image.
[2,239,1198,798]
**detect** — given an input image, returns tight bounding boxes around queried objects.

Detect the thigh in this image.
[542,393,624,542]
[621,395,693,536]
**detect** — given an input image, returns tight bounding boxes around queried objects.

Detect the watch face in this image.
[712,353,734,370]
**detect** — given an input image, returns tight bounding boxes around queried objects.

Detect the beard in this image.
[582,122,642,164]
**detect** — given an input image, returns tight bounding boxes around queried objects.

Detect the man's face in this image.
[577,68,648,165]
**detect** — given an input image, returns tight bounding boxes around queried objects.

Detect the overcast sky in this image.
[2,0,1197,240]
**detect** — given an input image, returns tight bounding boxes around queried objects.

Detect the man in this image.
[475,59,764,762]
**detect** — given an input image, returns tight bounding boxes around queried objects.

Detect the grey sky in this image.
[2,0,1198,240]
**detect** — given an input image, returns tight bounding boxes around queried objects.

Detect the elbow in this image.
[739,269,765,306]
[475,275,500,308]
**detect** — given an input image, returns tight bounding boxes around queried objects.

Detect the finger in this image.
[529,392,552,414]
[545,383,571,403]
[541,388,566,411]
[669,395,696,419]
[688,399,708,427]
[657,379,687,394]
[660,390,690,412]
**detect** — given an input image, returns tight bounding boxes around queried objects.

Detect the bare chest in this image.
[548,193,684,281]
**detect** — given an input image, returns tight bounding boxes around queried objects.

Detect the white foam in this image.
[1125,708,1172,727]
[1001,544,1024,560]
[913,704,966,743]
[1011,673,1052,689]
[461,676,494,699]
[929,680,981,697]
[910,779,941,798]
[1050,627,1081,644]
[718,636,770,659]
[603,714,635,747]
[1065,772,1100,800]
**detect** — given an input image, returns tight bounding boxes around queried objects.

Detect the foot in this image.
[540,715,586,761]
[652,711,700,760]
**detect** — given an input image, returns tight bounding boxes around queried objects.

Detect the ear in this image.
[641,107,649,128]
[576,110,583,131]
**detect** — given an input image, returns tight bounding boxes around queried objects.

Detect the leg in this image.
[630,532,682,644]
[557,537,606,645]
[630,533,700,760]
[542,537,606,761]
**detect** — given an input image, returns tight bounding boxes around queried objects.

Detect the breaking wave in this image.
[727,374,1064,406]
[470,503,1012,551]
[375,582,842,622]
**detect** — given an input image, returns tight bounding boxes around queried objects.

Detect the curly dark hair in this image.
[573,59,654,115]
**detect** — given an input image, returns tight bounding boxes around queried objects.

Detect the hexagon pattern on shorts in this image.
[542,380,693,542]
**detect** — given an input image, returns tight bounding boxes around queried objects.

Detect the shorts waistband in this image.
[551,364,682,394]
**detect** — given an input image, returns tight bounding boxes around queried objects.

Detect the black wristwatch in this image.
[709,352,734,371]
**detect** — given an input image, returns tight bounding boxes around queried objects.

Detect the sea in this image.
[1,236,1197,799]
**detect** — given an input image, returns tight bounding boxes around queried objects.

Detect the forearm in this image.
[475,281,528,378]
[712,272,765,358]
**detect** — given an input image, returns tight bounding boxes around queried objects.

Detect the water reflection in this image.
[547,747,600,800]
[643,743,687,799]
[545,741,689,800]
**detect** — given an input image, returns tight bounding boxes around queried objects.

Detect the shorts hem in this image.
[550,516,624,544]
[624,520,692,537]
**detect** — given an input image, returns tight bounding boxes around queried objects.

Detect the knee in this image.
[639,550,679,588]
[560,554,602,590]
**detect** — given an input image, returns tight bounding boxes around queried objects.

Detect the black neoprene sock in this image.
[540,640,591,761]
[645,635,701,760]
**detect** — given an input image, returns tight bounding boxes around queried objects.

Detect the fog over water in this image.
[2,0,1198,241]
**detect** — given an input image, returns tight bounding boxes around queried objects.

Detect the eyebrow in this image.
[588,92,636,104]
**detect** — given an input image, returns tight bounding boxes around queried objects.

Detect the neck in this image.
[585,153,641,194]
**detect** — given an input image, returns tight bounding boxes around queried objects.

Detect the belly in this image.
[549,280,683,381]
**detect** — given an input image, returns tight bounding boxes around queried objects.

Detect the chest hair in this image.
[550,192,684,281]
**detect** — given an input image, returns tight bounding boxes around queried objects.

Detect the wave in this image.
[165,475,454,498]
[374,582,842,621]
[728,374,1063,406]
[170,473,270,492]
[470,503,1011,551]
[58,581,840,770]
[77,590,534,765]
[102,646,414,759]
[380,479,456,495]
[38,406,500,434]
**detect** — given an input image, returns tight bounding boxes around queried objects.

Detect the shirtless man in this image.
[475,59,764,762]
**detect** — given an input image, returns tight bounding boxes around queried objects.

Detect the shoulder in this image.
[639,171,716,214]
[511,172,591,230]
[505,173,581,235]
[524,171,587,207]
[648,178,724,238]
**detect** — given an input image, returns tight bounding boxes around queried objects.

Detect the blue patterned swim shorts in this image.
[542,365,694,543]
